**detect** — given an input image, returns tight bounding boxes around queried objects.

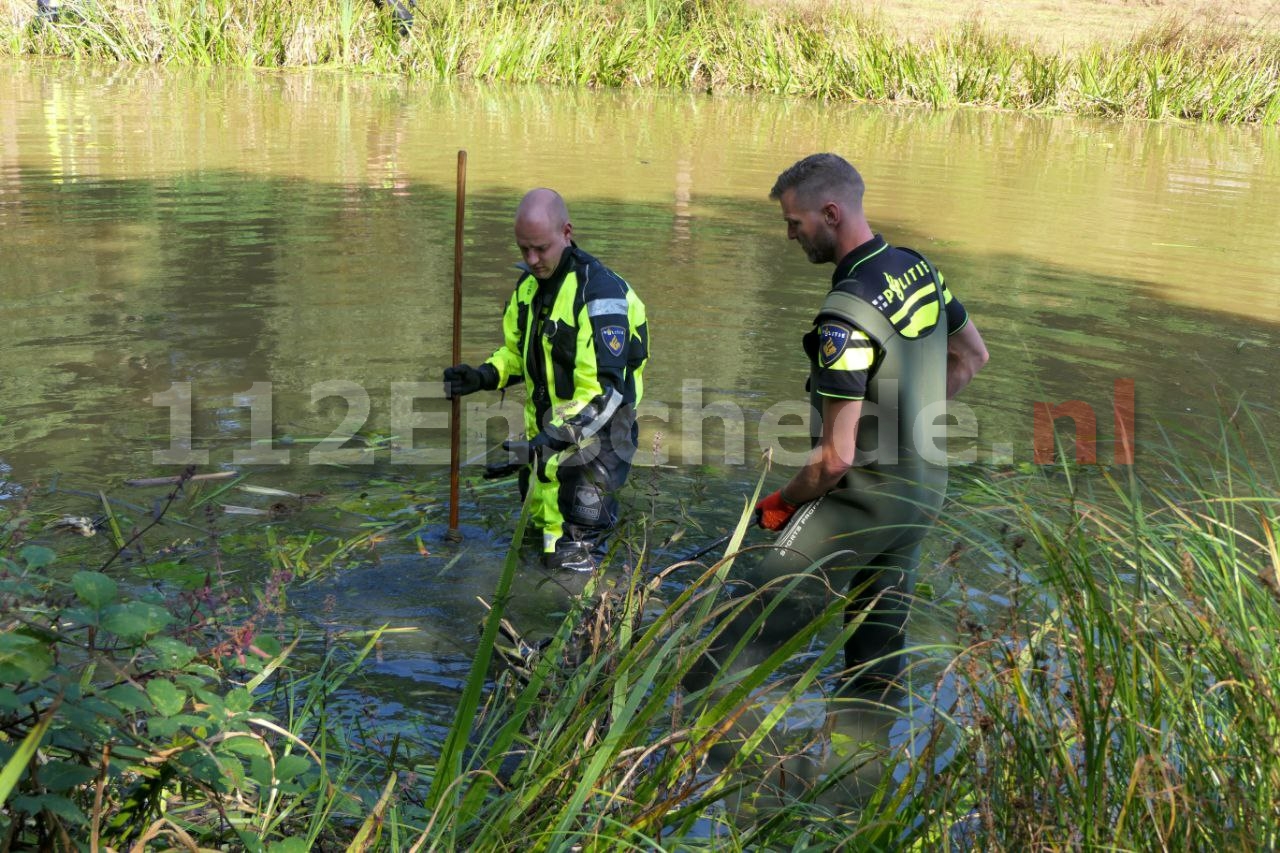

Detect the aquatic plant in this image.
[1,0,1277,123]
[0,482,397,850]
[389,411,1280,849]
[4,406,1280,848]
[915,411,1280,850]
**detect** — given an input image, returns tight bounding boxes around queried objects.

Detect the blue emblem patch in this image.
[600,325,626,357]
[818,323,850,368]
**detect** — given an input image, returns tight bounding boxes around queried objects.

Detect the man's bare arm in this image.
[947,321,989,399]
[781,397,861,504]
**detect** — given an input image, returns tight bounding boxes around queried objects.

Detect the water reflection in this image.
[4,62,1280,755]
[3,163,1274,485]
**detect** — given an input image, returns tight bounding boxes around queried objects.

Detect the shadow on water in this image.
[5,161,1280,808]
[4,165,1279,488]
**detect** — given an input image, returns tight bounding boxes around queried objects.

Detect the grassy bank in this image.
[4,412,1280,848]
[841,0,1280,54]
[2,0,1278,123]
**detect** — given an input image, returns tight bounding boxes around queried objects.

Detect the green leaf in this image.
[71,571,117,609]
[19,545,56,569]
[0,688,20,711]
[148,717,180,739]
[169,713,213,733]
[268,838,312,853]
[225,688,254,714]
[47,727,93,754]
[101,602,172,640]
[236,831,267,853]
[274,754,310,783]
[249,756,274,788]
[190,689,224,719]
[75,696,123,721]
[828,730,865,758]
[221,737,270,760]
[61,606,101,628]
[252,635,282,657]
[185,754,229,788]
[172,673,207,692]
[102,684,152,712]
[147,637,196,669]
[10,788,87,824]
[0,701,56,807]
[109,745,151,762]
[0,634,53,683]
[38,761,98,792]
[220,756,246,788]
[146,680,185,717]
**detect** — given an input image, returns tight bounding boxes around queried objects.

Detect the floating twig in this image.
[124,471,236,487]
[220,505,271,517]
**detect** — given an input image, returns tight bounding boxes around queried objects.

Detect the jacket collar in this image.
[517,242,584,286]
[831,234,889,286]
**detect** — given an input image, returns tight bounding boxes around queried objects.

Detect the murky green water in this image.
[4,63,1280,725]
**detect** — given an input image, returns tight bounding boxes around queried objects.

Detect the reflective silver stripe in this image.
[579,388,623,440]
[587,298,629,318]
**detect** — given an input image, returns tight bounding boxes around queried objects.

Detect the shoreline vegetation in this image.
[0,0,1277,123]
[3,411,1280,848]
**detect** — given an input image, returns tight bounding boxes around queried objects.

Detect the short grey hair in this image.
[769,153,865,208]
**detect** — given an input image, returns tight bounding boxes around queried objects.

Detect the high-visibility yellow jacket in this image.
[485,244,648,447]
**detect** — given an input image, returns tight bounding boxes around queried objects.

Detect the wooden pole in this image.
[448,150,467,541]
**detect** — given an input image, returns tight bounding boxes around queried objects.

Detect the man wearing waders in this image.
[690,154,988,691]
[443,189,649,573]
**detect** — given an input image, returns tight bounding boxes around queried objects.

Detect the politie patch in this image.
[600,325,626,357]
[818,322,851,368]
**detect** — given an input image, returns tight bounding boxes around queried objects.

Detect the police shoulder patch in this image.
[600,325,626,357]
[818,322,852,368]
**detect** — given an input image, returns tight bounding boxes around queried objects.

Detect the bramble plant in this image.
[2,407,1279,848]
[0,493,389,850]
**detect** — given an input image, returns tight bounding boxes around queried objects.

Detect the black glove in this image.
[496,437,563,466]
[442,363,497,399]
[528,430,573,483]
[501,438,531,463]
[529,430,572,456]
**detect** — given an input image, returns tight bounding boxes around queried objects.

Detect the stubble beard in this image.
[803,231,837,265]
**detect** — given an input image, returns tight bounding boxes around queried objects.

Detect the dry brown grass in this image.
[759,0,1280,52]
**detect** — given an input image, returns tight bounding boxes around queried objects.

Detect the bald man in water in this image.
[444,189,649,572]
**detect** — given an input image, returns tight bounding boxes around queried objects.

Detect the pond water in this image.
[3,62,1280,737]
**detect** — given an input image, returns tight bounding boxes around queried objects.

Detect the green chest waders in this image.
[687,253,949,691]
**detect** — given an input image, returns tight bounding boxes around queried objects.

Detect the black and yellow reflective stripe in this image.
[898,301,941,339]
[889,284,935,324]
[826,336,875,371]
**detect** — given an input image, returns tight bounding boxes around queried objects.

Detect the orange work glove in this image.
[755,489,800,531]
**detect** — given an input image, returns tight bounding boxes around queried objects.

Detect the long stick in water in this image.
[681,532,732,564]
[448,150,467,541]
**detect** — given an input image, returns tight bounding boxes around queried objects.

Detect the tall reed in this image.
[2,0,1276,122]
[5,408,1279,848]
[399,410,1280,848]
[906,413,1280,849]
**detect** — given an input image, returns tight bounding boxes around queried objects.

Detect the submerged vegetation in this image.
[4,410,1280,848]
[2,0,1278,123]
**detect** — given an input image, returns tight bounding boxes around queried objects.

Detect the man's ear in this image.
[563,221,574,242]
[822,202,841,226]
